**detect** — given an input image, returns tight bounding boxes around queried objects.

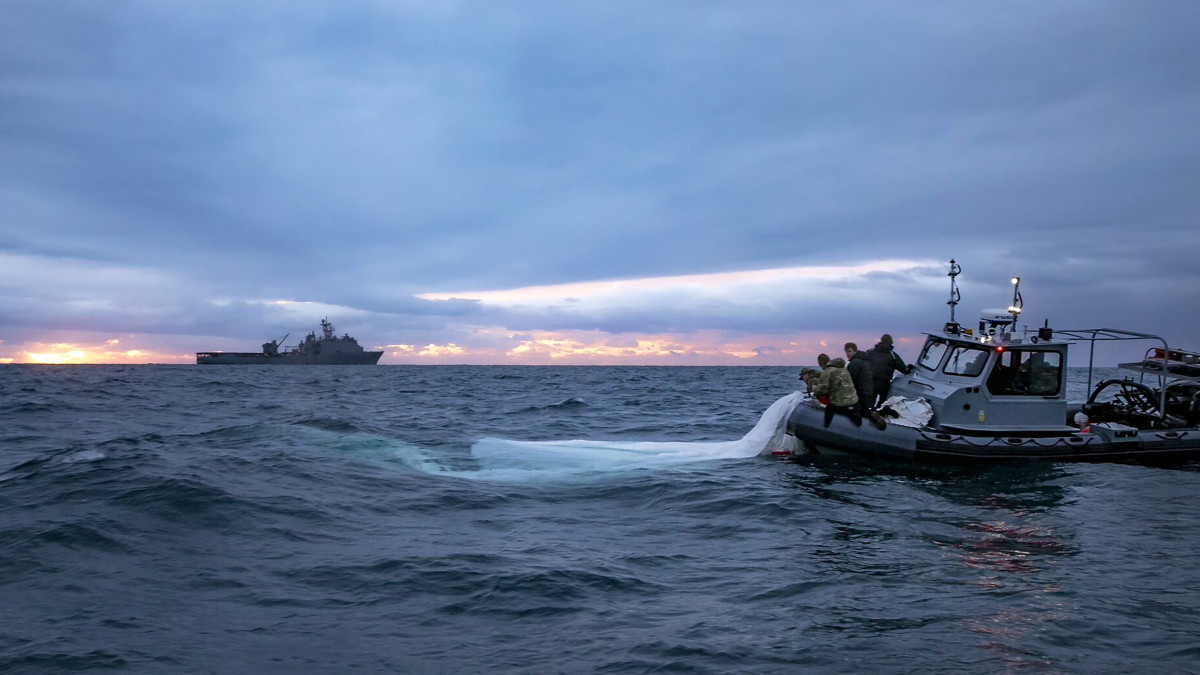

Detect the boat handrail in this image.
[1141,346,1200,364]
[1054,328,1172,418]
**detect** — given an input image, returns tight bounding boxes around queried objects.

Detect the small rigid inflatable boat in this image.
[785,261,1200,463]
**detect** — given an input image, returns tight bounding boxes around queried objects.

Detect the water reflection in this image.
[959,519,1070,573]
[788,456,1081,667]
[790,454,1071,510]
[932,468,1077,668]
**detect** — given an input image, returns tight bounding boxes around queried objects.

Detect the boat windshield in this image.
[986,349,1063,396]
[943,345,990,377]
[917,338,949,371]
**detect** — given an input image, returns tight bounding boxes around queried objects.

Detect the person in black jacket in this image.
[845,342,887,430]
[865,334,911,407]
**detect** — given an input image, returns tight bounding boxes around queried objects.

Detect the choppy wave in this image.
[1,365,1198,674]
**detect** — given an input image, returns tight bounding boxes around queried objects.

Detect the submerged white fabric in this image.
[430,392,808,481]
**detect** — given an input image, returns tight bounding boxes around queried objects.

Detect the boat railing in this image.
[1054,328,1173,418]
[1143,346,1200,365]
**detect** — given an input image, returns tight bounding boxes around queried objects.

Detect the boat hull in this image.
[196,351,383,365]
[785,398,1200,463]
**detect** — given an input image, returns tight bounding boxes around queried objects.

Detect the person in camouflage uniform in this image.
[812,357,862,427]
[799,367,822,395]
[801,354,832,403]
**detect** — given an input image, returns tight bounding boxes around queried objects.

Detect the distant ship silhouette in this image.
[196,318,382,365]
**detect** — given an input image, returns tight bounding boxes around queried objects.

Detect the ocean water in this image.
[2,365,1198,674]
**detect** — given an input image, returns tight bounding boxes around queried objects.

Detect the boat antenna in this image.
[1008,276,1023,329]
[944,259,962,334]
[947,260,961,323]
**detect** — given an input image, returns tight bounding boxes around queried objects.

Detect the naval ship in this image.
[196,318,383,365]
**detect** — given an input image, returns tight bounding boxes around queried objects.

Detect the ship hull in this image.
[196,351,383,365]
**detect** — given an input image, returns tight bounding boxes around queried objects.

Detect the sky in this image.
[2,1,1198,365]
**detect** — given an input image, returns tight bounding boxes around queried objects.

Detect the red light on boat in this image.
[995,346,1005,353]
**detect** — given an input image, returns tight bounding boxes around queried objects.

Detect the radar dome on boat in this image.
[979,309,1014,327]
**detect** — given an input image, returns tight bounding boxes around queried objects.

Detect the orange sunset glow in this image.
[2,331,909,366]
[382,330,873,366]
[2,260,933,367]
[2,338,193,365]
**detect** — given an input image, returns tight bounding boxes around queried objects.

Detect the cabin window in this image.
[917,339,948,371]
[943,346,990,377]
[986,349,1063,396]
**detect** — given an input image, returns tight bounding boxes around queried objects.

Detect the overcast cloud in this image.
[2,1,1198,364]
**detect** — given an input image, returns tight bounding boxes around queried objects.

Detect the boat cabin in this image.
[891,330,1072,435]
[887,266,1075,435]
[877,260,1197,438]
